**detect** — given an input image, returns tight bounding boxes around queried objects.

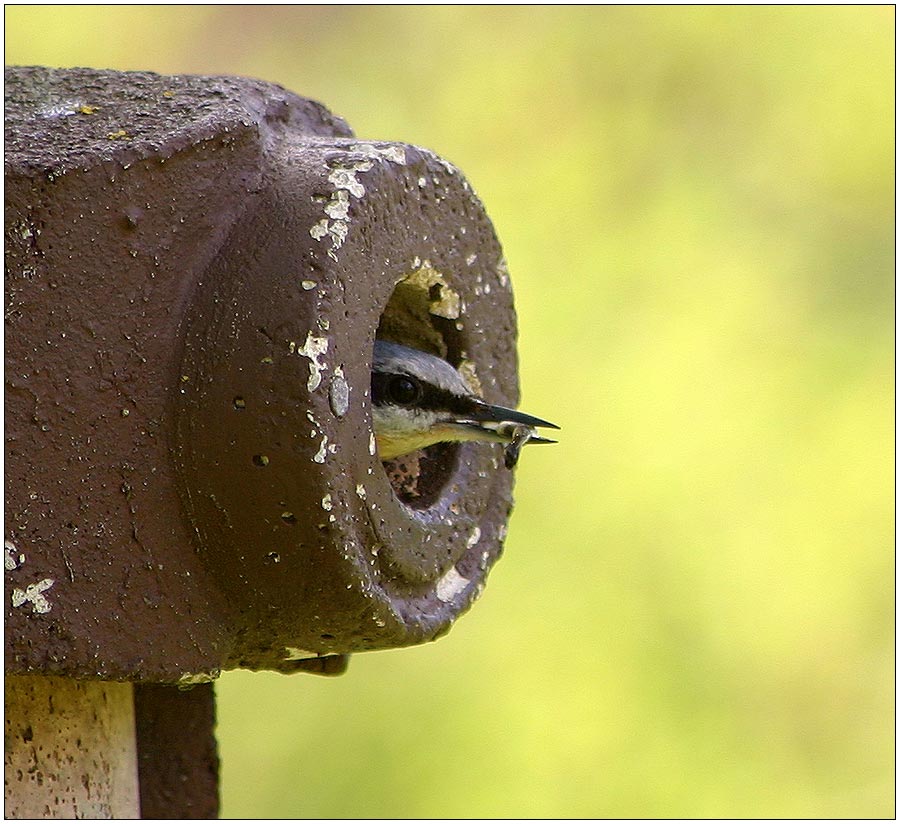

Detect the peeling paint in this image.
[308,160,374,260]
[369,432,377,456]
[324,188,351,220]
[321,494,333,511]
[313,435,329,463]
[296,332,329,391]
[5,539,23,571]
[326,219,348,250]
[178,670,220,685]
[356,143,407,165]
[403,261,461,319]
[309,146,405,262]
[466,526,482,549]
[355,484,367,500]
[435,567,469,604]
[327,160,372,198]
[458,358,483,396]
[284,647,320,661]
[38,100,86,119]
[11,578,55,614]
[309,217,329,240]
[497,259,511,289]
[436,156,460,177]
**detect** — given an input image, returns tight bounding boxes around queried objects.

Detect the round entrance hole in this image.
[373,265,468,509]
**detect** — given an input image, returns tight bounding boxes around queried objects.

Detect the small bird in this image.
[371,339,558,467]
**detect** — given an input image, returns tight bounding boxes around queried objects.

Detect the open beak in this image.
[469,401,559,438]
[446,400,559,449]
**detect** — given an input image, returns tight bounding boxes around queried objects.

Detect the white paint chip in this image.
[178,671,220,685]
[309,143,405,261]
[324,188,351,220]
[11,578,55,614]
[297,333,329,392]
[284,647,321,661]
[403,262,461,319]
[435,567,470,603]
[328,160,373,198]
[5,540,21,571]
[355,143,407,165]
[309,217,329,240]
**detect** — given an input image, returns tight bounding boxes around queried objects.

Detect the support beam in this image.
[4,676,140,819]
[134,683,219,818]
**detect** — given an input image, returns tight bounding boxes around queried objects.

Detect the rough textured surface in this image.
[5,66,521,680]
[4,676,140,819]
[134,684,219,819]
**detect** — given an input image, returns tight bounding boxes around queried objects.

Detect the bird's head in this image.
[371,339,558,465]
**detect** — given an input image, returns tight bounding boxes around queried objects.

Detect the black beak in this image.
[445,399,559,467]
[469,400,560,432]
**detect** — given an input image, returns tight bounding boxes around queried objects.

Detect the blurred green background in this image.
[7,5,893,818]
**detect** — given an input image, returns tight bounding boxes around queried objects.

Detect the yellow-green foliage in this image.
[7,6,892,818]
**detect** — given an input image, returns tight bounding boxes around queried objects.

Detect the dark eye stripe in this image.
[372,371,475,417]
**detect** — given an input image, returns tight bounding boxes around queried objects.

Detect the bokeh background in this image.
[6,5,893,818]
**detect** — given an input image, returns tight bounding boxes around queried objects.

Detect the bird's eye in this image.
[388,375,421,406]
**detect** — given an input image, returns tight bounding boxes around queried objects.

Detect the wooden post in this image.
[4,676,140,819]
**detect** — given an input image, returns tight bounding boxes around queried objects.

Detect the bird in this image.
[371,339,558,467]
